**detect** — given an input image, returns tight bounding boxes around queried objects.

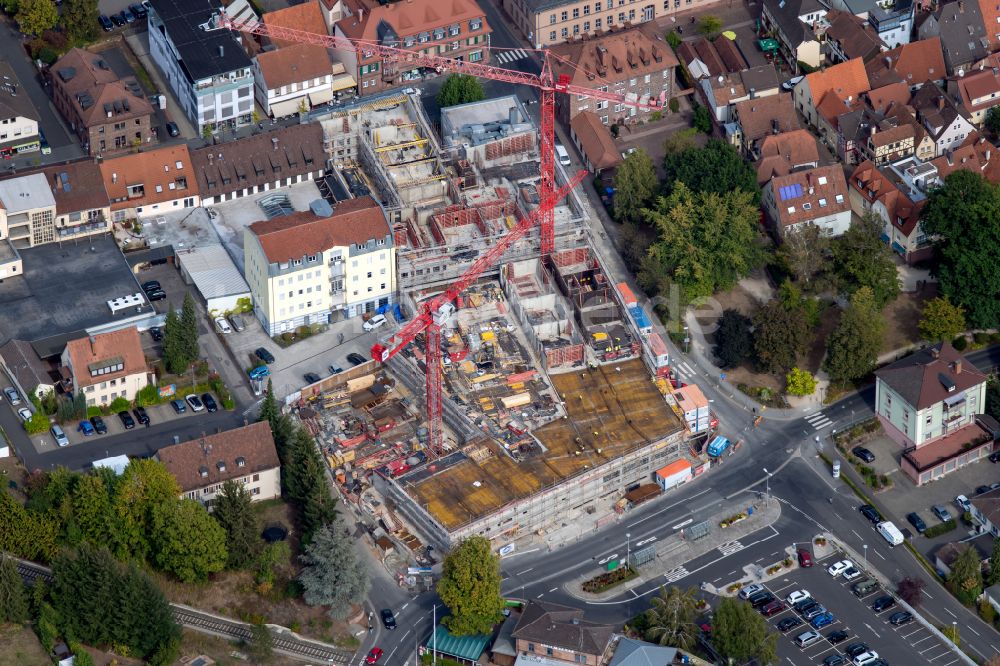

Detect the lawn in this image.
[0,623,49,665]
[880,289,934,355]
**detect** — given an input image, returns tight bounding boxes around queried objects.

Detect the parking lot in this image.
[59,391,222,447]
[752,549,960,666]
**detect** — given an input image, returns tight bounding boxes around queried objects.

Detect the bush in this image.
[973,332,990,345]
[923,520,957,538]
[108,397,131,412]
[135,383,162,407]
[953,335,968,351]
[665,30,681,48]
[582,566,638,593]
[669,98,680,113]
[25,411,50,435]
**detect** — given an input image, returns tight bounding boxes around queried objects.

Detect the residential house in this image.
[876,342,995,485]
[50,49,156,156]
[866,0,915,49]
[978,0,1000,51]
[0,62,40,160]
[511,600,615,664]
[984,584,1000,613]
[866,80,912,113]
[191,123,324,204]
[568,111,622,173]
[100,144,199,221]
[930,133,1000,183]
[0,339,56,399]
[262,0,334,49]
[910,82,976,155]
[848,159,932,262]
[148,0,256,133]
[865,38,946,90]
[793,57,870,144]
[675,38,726,81]
[970,487,1000,537]
[856,113,918,165]
[609,638,678,666]
[157,421,281,506]
[244,196,396,333]
[755,129,820,185]
[761,164,852,237]
[334,0,491,96]
[501,0,715,49]
[551,25,676,127]
[253,44,336,118]
[701,66,780,123]
[917,0,989,75]
[934,541,986,575]
[947,66,1000,125]
[61,327,149,407]
[731,93,801,158]
[761,0,826,70]
[824,9,887,63]
[34,160,112,243]
[0,173,57,249]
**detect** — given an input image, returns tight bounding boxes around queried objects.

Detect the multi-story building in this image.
[50,49,156,156]
[761,164,852,237]
[100,144,199,220]
[848,159,932,263]
[36,161,112,244]
[0,173,57,250]
[156,421,282,507]
[148,0,255,132]
[61,327,150,407]
[0,62,40,160]
[947,66,1000,125]
[865,38,945,91]
[918,0,989,75]
[824,9,887,63]
[511,600,615,665]
[244,195,396,334]
[761,0,826,71]
[876,343,995,485]
[730,93,801,158]
[253,43,337,118]
[755,129,820,185]
[910,83,976,156]
[551,25,676,127]
[793,57,870,144]
[334,0,491,96]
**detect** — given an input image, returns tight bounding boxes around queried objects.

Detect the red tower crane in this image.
[214,12,660,452]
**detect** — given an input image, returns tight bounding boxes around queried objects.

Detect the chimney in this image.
[987,148,992,161]
[89,336,96,355]
[272,137,279,150]
[884,56,891,69]
[218,45,224,58]
[358,7,363,21]
[870,125,876,136]
[931,347,940,359]
[112,172,117,184]
[937,96,945,110]
[954,360,962,374]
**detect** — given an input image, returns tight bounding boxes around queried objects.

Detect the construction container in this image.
[617,282,638,308]
[627,305,652,336]
[481,330,496,342]
[500,393,532,409]
[655,459,692,491]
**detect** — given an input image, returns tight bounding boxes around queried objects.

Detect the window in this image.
[787,206,796,214]
[584,4,590,12]
[528,644,535,653]
[817,175,828,185]
[550,30,556,39]
[562,27,568,36]
[550,13,556,23]
[818,198,827,207]
[573,8,579,17]
[596,18,602,27]
[584,20,590,30]
[561,10,568,19]
[470,18,481,30]
[835,194,845,204]
[802,202,812,210]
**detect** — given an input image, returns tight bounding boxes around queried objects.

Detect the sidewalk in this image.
[565,497,781,601]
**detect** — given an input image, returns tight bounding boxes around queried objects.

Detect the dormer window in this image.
[199,466,209,478]
[470,19,482,31]
[236,457,246,468]
[216,461,226,473]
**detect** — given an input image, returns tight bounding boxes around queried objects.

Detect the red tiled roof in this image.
[256,43,332,90]
[755,129,819,185]
[569,111,621,171]
[769,164,850,227]
[156,421,280,493]
[903,421,992,472]
[865,38,945,88]
[804,58,870,108]
[866,82,911,114]
[733,93,800,144]
[65,327,146,389]
[337,0,490,46]
[848,160,923,235]
[876,342,986,410]
[99,144,196,211]
[263,1,328,47]
[952,67,1000,113]
[550,25,678,89]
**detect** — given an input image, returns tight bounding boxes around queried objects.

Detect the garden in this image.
[582,565,638,593]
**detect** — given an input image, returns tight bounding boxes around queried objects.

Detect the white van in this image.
[555,143,571,167]
[876,520,904,546]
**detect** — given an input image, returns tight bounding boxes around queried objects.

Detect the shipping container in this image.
[618,282,638,308]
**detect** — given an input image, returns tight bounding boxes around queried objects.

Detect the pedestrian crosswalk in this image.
[495,49,530,65]
[718,540,745,556]
[672,361,695,380]
[664,566,690,582]
[805,411,834,431]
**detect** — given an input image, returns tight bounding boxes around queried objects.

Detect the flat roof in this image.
[399,359,683,531]
[0,235,154,347]
[0,173,56,214]
[149,0,252,81]
[440,95,532,146]
[175,243,250,300]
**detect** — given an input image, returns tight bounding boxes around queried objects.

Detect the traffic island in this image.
[565,498,781,601]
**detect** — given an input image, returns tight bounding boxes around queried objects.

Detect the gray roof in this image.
[985,583,1000,601]
[175,243,250,300]
[0,339,54,393]
[0,62,38,125]
[741,65,781,94]
[763,0,826,45]
[935,0,988,72]
[520,0,587,13]
[512,600,614,657]
[149,0,251,82]
[609,637,678,666]
[0,173,56,214]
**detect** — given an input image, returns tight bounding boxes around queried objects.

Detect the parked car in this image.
[852,651,879,666]
[141,280,161,292]
[122,8,135,23]
[228,314,246,332]
[871,595,895,612]
[170,399,187,413]
[255,347,275,364]
[827,629,850,644]
[797,548,813,568]
[118,411,135,429]
[786,589,810,605]
[380,609,396,630]
[824,656,846,666]
[976,485,992,495]
[129,2,147,18]
[214,317,232,334]
[760,600,785,617]
[3,387,20,405]
[932,504,951,522]
[810,612,834,629]
[990,451,1000,463]
[133,406,150,426]
[859,504,881,524]
[777,616,803,632]
[98,14,113,31]
[906,512,927,533]
[51,424,69,447]
[166,122,180,137]
[17,407,31,422]
[781,75,804,91]
[149,326,164,341]
[363,314,387,331]
[79,420,95,436]
[955,495,971,511]
[304,372,321,384]
[794,598,818,613]
[249,365,269,380]
[738,583,763,599]
[749,592,776,609]
[852,446,876,463]
[827,560,853,577]
[842,567,862,581]
[146,289,167,301]
[889,611,913,626]
[90,416,107,434]
[110,12,124,26]
[347,352,367,366]
[185,394,205,412]
[201,393,217,413]
[845,643,870,659]
[804,605,828,620]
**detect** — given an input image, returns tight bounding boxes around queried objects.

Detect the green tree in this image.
[662,127,698,156]
[24,411,50,434]
[922,170,1000,327]
[691,102,712,133]
[986,106,1000,138]
[283,426,337,540]
[258,379,279,430]
[777,223,829,288]
[713,597,777,665]
[612,148,658,224]
[0,491,60,562]
[436,74,485,108]
[246,622,275,663]
[180,293,200,365]
[111,459,182,561]
[0,554,29,623]
[663,139,758,202]
[698,15,722,37]
[713,309,753,368]
[151,500,227,582]
[830,214,900,308]
[16,0,57,36]
[785,367,816,396]
[642,183,761,301]
[213,480,262,569]
[298,520,370,618]
[163,306,187,374]
[644,585,699,650]
[824,286,884,384]
[71,473,114,547]
[947,545,983,605]
[942,624,960,646]
[437,535,504,635]
[60,0,98,43]
[753,299,808,374]
[919,296,966,342]
[988,538,1000,586]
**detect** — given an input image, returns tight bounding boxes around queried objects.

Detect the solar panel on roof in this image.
[779,183,802,201]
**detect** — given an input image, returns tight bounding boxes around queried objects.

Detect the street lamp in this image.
[762,468,771,503]
[626,532,631,568]
[862,544,868,569]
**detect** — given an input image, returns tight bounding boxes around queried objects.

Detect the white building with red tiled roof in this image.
[761,164,852,237]
[61,327,150,407]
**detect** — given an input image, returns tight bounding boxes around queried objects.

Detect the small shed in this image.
[655,459,693,491]
[175,244,251,315]
[424,624,491,665]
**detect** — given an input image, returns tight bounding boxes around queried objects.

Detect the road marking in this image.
[924,590,933,599]
[516,568,534,575]
[852,529,863,539]
[718,540,745,556]
[968,625,980,637]
[864,623,880,638]
[627,488,708,528]
[501,547,539,559]
[911,635,934,646]
[873,549,886,560]
[991,644,1000,654]
[713,576,722,583]
[938,659,958,666]
[943,607,957,618]
[805,411,833,430]
[727,570,738,576]
[549,587,558,592]
[672,518,693,530]
[400,603,409,611]
[664,566,690,582]
[920,645,945,655]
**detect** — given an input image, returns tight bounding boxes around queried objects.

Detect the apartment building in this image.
[947,66,1000,125]
[761,165,852,237]
[511,600,615,665]
[876,343,995,485]
[148,0,255,132]
[918,0,989,75]
[550,25,676,127]
[761,0,826,70]
[50,49,156,156]
[61,327,150,407]
[0,174,57,250]
[334,0,491,96]
[0,62,40,159]
[253,43,337,118]
[36,161,112,244]
[848,159,930,263]
[793,58,870,143]
[244,196,396,334]
[99,144,199,220]
[157,421,282,507]
[504,0,715,48]
[910,83,976,156]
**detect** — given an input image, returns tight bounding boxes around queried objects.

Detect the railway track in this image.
[13,557,353,664]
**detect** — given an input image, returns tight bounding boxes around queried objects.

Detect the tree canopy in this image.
[437,535,505,636]
[713,309,753,368]
[786,367,816,396]
[151,500,228,583]
[213,480,263,569]
[662,139,758,203]
[922,169,1000,328]
[16,0,57,36]
[824,286,884,384]
[830,214,900,308]
[712,598,777,665]
[437,74,486,108]
[919,296,966,342]
[947,545,984,605]
[61,0,98,43]
[752,299,808,374]
[298,521,370,618]
[777,223,829,289]
[612,148,658,224]
[644,586,699,650]
[0,554,29,624]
